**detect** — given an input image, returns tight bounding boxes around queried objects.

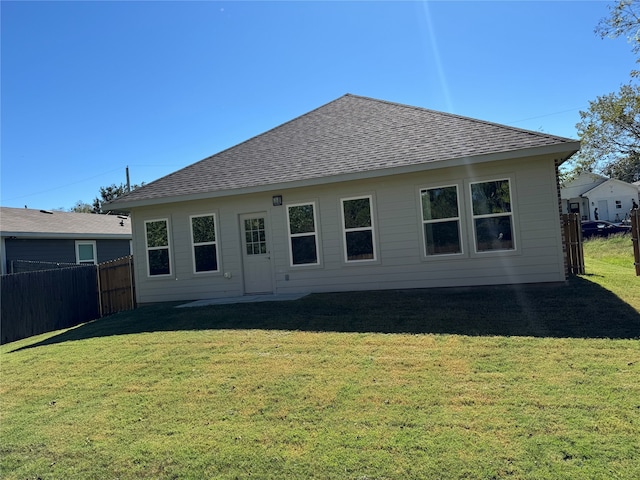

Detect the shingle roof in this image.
[110,94,579,208]
[0,207,132,238]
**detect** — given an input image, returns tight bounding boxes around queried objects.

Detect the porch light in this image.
[272,195,283,206]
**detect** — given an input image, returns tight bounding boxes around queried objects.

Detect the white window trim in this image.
[286,202,321,267]
[144,218,172,277]
[75,240,97,265]
[419,184,464,258]
[340,194,377,263]
[469,178,517,254]
[189,213,220,274]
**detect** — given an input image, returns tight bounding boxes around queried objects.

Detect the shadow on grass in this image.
[9,276,640,352]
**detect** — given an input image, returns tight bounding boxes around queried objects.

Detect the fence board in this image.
[98,255,136,316]
[562,213,584,276]
[1,265,99,344]
[632,209,640,277]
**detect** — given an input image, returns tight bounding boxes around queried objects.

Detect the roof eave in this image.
[109,141,580,210]
[1,232,132,239]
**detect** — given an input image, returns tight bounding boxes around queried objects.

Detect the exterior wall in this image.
[95,239,131,263]
[3,238,131,273]
[583,181,639,222]
[130,153,567,304]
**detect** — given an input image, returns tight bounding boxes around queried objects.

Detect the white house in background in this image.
[561,173,640,222]
[108,94,580,305]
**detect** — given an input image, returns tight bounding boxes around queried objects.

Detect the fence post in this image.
[632,209,640,276]
[562,213,584,276]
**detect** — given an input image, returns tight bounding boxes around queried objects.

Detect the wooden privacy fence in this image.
[98,255,136,316]
[632,209,640,276]
[1,265,100,344]
[562,213,585,276]
[1,255,136,344]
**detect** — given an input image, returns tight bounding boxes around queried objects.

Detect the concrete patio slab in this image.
[176,293,309,308]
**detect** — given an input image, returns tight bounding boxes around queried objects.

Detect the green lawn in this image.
[1,237,639,479]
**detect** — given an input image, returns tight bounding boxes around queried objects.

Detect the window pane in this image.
[146,221,168,248]
[78,244,94,262]
[343,198,371,229]
[291,235,317,265]
[425,221,461,255]
[289,204,315,234]
[192,216,215,243]
[346,230,374,260]
[194,245,218,272]
[149,249,170,275]
[471,180,511,216]
[422,187,458,220]
[474,217,514,251]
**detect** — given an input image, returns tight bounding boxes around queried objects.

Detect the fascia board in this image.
[1,232,132,240]
[109,142,580,210]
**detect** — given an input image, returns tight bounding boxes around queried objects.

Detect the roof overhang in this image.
[1,232,132,240]
[109,141,580,211]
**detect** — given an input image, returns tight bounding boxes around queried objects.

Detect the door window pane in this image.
[244,217,267,256]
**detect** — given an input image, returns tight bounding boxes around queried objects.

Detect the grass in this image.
[1,236,639,479]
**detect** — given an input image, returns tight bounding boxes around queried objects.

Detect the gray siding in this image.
[96,239,131,263]
[131,153,567,304]
[5,239,77,270]
[4,238,131,273]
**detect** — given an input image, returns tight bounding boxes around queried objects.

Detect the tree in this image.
[71,181,143,214]
[596,0,640,75]
[573,83,640,183]
[563,1,640,183]
[70,201,93,213]
[92,183,129,214]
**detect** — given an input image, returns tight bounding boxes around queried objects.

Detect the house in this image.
[0,207,132,275]
[107,94,580,304]
[561,173,640,222]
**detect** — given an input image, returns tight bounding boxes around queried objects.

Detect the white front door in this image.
[597,200,609,221]
[240,213,273,294]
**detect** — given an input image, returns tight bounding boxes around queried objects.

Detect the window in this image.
[470,179,515,252]
[190,214,219,273]
[341,196,376,262]
[616,200,622,209]
[145,219,171,276]
[287,203,319,266]
[75,241,97,265]
[244,217,267,255]
[421,186,462,256]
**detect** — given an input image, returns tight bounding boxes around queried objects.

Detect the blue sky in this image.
[1,0,636,210]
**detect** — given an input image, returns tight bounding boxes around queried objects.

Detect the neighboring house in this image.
[108,94,580,304]
[561,173,640,222]
[0,207,132,275]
